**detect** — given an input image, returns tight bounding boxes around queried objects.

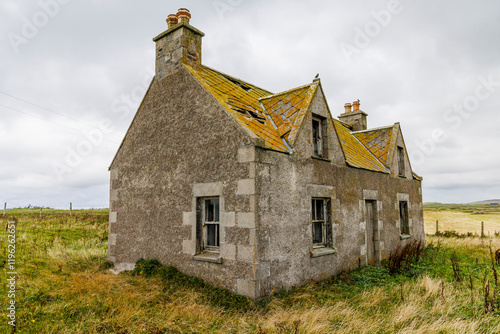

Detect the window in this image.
[203,198,220,251]
[312,119,322,156]
[312,117,327,158]
[398,146,405,176]
[399,201,409,235]
[312,199,327,247]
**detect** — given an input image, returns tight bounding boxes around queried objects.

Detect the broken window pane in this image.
[400,201,409,235]
[205,199,214,222]
[214,199,219,222]
[398,147,405,176]
[312,222,323,244]
[316,199,324,220]
[312,119,322,156]
[206,224,218,246]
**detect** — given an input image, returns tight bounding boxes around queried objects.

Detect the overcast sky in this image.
[1,0,499,209]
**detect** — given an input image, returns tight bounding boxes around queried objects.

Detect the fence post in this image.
[3,202,5,216]
[481,221,484,238]
[40,207,42,218]
[436,220,439,234]
[70,202,72,216]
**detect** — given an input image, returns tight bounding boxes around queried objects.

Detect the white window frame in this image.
[203,197,220,252]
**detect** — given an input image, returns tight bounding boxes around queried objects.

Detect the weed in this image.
[450,251,463,282]
[436,230,478,238]
[132,258,162,277]
[383,240,424,275]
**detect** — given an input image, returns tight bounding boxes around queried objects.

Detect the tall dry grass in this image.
[1,210,500,333]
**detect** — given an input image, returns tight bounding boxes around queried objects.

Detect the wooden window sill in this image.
[400,234,411,240]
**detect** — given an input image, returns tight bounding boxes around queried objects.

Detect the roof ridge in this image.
[201,65,273,95]
[259,82,316,101]
[335,119,353,130]
[351,124,395,133]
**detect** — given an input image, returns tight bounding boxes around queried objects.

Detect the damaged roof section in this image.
[333,120,390,173]
[260,83,318,142]
[353,125,396,166]
[184,63,414,176]
[185,64,289,152]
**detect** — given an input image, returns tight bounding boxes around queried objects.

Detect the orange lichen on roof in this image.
[333,120,390,173]
[260,83,318,142]
[412,172,423,181]
[184,64,289,152]
[185,63,404,175]
[353,126,395,165]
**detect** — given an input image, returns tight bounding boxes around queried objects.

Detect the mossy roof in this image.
[353,126,396,166]
[185,64,404,175]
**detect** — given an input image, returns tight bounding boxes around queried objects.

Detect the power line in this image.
[0,90,124,142]
[0,103,121,145]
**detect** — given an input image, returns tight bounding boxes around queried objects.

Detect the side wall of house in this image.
[108,67,259,296]
[255,148,423,295]
[254,89,424,296]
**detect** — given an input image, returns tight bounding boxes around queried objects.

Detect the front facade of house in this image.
[108,9,424,299]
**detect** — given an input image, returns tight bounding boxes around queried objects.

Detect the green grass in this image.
[1,210,500,333]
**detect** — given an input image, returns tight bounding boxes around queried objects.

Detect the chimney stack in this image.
[153,8,205,80]
[166,14,178,29]
[338,100,368,131]
[344,103,352,113]
[352,100,360,111]
[176,8,191,24]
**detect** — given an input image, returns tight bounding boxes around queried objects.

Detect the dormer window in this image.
[398,146,405,177]
[312,116,327,158]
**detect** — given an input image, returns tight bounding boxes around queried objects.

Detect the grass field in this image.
[1,207,500,333]
[424,203,500,236]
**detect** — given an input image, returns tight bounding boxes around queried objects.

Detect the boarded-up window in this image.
[398,146,405,176]
[399,201,409,235]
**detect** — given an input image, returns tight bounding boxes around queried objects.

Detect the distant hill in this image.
[469,199,500,205]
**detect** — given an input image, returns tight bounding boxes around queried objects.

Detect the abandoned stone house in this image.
[108,8,424,299]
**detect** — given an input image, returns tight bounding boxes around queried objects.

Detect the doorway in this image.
[365,200,377,264]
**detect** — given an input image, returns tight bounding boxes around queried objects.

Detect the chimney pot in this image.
[177,8,191,24]
[344,103,352,113]
[352,100,360,111]
[166,14,178,29]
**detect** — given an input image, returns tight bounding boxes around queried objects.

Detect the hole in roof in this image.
[223,76,252,91]
[230,107,266,124]
[247,110,266,123]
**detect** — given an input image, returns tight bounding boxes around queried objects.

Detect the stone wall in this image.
[255,147,423,296]
[109,67,259,296]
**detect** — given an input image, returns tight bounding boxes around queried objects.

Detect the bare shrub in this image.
[385,240,424,275]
